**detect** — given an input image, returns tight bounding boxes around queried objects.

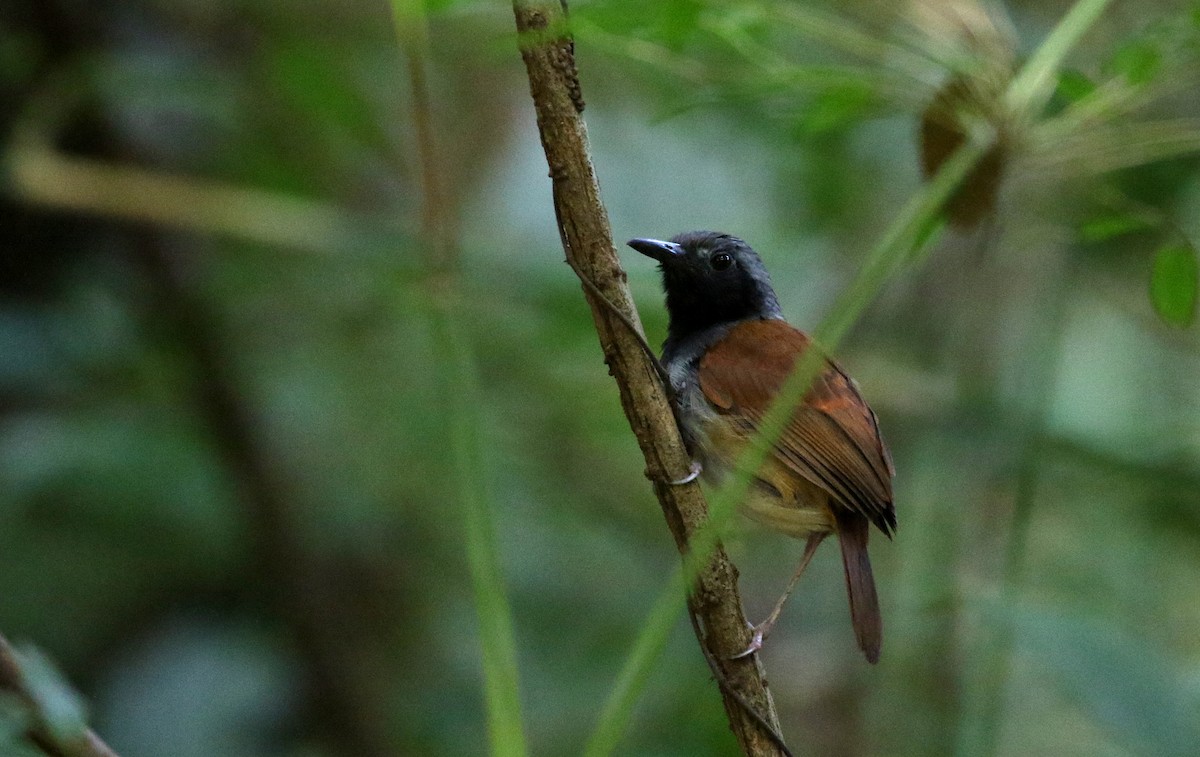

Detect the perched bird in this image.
[628,231,896,663]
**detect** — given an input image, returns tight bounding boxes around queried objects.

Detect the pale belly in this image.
[692,410,837,540]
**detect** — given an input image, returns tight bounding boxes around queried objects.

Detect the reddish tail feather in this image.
[835,511,882,663]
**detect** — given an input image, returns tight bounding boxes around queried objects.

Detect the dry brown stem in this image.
[512,2,788,754]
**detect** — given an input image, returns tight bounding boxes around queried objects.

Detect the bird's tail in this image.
[835,511,882,663]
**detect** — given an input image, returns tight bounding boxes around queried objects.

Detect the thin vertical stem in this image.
[955,257,1074,757]
[432,303,530,757]
[390,2,528,754]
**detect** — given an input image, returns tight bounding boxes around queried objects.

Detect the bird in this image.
[628,231,896,663]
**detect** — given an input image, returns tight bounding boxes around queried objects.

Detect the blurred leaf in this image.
[1014,604,1200,756]
[1104,39,1162,85]
[646,0,705,49]
[0,32,42,87]
[95,619,300,757]
[707,4,771,40]
[0,693,34,742]
[11,645,87,746]
[1056,68,1096,102]
[1078,212,1153,242]
[578,0,704,49]
[1149,243,1198,326]
[267,44,386,152]
[799,83,876,134]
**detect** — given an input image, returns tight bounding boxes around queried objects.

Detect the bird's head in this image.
[628,231,782,343]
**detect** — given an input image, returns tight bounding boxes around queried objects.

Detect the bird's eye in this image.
[711,253,733,271]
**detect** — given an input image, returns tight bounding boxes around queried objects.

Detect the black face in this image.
[628,231,781,343]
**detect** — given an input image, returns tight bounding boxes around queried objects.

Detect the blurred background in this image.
[1,0,1199,755]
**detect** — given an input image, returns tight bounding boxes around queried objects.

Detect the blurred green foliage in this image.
[1151,243,1198,326]
[1,1,1199,756]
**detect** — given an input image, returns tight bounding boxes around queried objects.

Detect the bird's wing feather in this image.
[697,319,896,535]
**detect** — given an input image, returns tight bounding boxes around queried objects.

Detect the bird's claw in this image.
[730,623,766,659]
[667,460,702,486]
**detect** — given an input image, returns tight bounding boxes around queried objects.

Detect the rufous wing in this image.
[696,319,896,535]
[698,318,892,663]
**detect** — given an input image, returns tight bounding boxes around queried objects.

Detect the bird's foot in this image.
[666,460,702,486]
[730,618,775,659]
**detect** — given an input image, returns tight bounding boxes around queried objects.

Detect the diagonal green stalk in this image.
[1004,0,1114,116]
[583,565,692,757]
[389,1,528,754]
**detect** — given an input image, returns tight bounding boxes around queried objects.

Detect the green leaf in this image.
[1150,243,1199,327]
[267,44,385,150]
[1056,69,1096,102]
[1079,212,1152,242]
[799,84,875,134]
[1104,40,1162,85]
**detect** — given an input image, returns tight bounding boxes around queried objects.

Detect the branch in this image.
[5,134,401,261]
[0,632,121,757]
[512,2,786,755]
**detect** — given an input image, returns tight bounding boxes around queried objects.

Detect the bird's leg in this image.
[733,532,827,659]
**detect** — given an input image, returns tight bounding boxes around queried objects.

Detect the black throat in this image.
[662,272,778,352]
[659,232,781,361]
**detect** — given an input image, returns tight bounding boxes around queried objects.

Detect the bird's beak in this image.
[627,237,685,262]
